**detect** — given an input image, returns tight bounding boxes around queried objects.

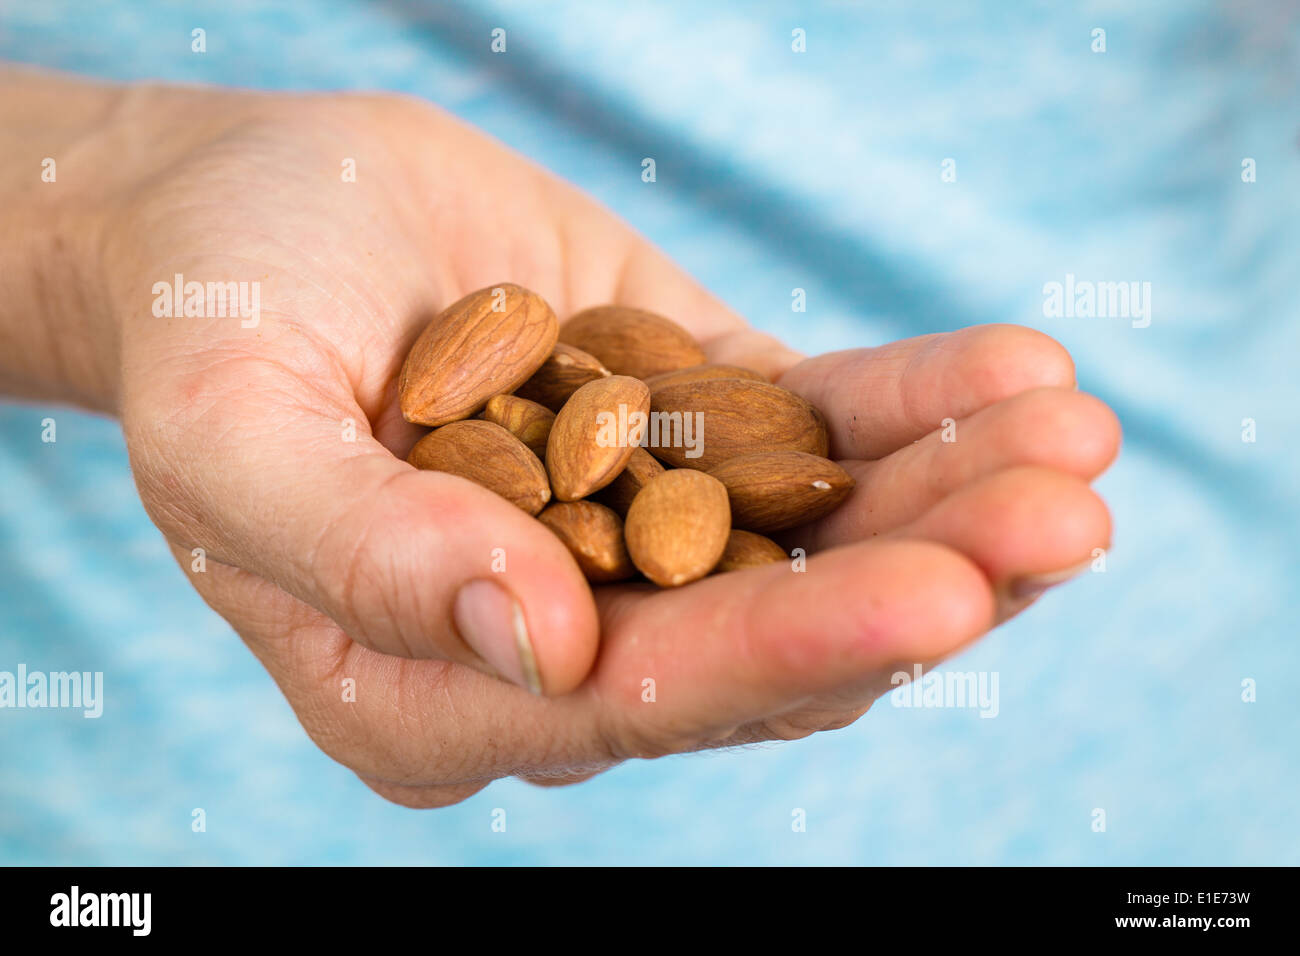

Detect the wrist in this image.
[0,67,122,414]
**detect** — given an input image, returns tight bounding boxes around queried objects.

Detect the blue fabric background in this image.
[1,1,1296,864]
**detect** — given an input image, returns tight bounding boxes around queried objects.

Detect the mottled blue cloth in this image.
[1,1,1296,864]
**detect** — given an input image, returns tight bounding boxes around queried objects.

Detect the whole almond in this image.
[706,450,854,532]
[643,363,768,394]
[399,283,558,426]
[480,394,555,458]
[648,379,830,470]
[513,342,611,411]
[624,470,730,587]
[537,501,636,583]
[715,529,788,572]
[559,305,706,379]
[407,419,551,515]
[593,447,664,516]
[546,375,650,502]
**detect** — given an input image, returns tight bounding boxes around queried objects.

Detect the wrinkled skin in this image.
[2,73,1119,806]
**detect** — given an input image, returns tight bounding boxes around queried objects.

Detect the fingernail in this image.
[1007,560,1093,602]
[453,580,542,694]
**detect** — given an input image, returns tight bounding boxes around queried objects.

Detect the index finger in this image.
[603,239,1075,460]
[776,325,1076,459]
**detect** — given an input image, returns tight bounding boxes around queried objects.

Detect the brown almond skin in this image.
[559,305,706,379]
[706,451,854,532]
[480,394,555,458]
[715,529,788,572]
[399,283,558,426]
[624,470,730,587]
[593,447,665,516]
[407,420,551,515]
[546,375,651,501]
[648,379,830,470]
[537,501,636,583]
[513,343,611,411]
[644,363,768,394]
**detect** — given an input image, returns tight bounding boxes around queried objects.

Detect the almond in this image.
[706,451,854,532]
[643,363,768,394]
[513,342,611,411]
[559,305,706,379]
[399,283,558,426]
[624,469,730,587]
[647,379,830,470]
[593,447,664,516]
[537,501,636,583]
[546,375,650,502]
[715,529,788,572]
[407,419,551,515]
[480,394,555,458]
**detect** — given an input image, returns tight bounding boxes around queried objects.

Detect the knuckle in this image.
[599,713,668,761]
[752,715,820,742]
[289,651,466,783]
[294,704,366,772]
[598,709,712,761]
[361,777,488,809]
[268,640,376,774]
[815,705,872,732]
[519,766,612,788]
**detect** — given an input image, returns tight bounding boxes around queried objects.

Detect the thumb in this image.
[128,360,598,695]
[309,449,599,695]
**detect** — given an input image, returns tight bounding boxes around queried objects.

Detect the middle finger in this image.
[800,386,1120,550]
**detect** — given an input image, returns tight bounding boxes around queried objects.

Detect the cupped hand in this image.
[89,85,1118,804]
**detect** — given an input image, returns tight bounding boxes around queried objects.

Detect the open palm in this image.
[100,87,1118,805]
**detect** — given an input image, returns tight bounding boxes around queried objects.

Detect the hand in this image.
[2,71,1119,805]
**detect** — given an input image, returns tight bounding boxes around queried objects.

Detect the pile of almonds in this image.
[399,284,853,588]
